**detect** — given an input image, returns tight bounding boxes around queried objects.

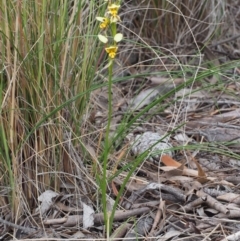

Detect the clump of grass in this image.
[124,0,225,46]
[0,0,104,216]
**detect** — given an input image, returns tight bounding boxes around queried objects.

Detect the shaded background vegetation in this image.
[0,0,239,221]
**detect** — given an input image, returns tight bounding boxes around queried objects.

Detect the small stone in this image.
[130,131,172,160]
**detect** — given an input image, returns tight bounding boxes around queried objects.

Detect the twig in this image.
[210,33,240,47]
[44,207,151,227]
[0,217,37,235]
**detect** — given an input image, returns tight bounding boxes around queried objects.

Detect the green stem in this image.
[100,11,117,236]
[102,59,113,230]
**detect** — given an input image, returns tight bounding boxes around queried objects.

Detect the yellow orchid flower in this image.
[105,46,118,59]
[96,17,110,29]
[107,3,121,22]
